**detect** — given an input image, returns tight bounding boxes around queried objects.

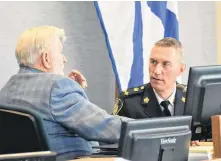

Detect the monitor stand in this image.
[192,122,212,141]
[158,146,175,161]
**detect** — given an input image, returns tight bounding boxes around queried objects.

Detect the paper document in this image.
[115,158,130,161]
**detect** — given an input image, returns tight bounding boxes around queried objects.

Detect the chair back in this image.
[0,104,50,154]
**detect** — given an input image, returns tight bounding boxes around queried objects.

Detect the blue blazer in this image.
[0,66,129,160]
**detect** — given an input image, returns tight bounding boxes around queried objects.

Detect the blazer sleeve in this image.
[49,77,123,143]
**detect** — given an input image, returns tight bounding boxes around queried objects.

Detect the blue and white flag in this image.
[94,1,179,92]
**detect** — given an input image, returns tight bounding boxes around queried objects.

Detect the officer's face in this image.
[149,46,185,92]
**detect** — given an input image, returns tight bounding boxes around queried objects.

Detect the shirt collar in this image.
[153,84,176,106]
[19,64,44,73]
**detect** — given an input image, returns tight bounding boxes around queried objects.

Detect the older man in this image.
[114,37,187,118]
[0,26,130,160]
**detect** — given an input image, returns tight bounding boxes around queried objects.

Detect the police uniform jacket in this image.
[113,83,187,119]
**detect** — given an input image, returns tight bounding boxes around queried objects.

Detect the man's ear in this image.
[179,63,186,75]
[178,63,186,76]
[41,52,51,69]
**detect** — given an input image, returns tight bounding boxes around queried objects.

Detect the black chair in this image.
[0,104,51,154]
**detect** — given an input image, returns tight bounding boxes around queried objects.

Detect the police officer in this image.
[113,37,187,119]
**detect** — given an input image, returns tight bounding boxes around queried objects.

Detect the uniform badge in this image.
[143,97,149,104]
[113,98,123,115]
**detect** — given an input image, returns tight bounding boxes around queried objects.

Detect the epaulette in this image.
[176,83,187,92]
[121,84,146,97]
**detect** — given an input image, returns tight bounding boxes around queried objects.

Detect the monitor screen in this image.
[118,116,192,157]
[126,126,191,161]
[185,65,221,124]
[184,65,221,139]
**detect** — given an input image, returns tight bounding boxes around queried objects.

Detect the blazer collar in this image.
[19,65,44,74]
[174,87,186,115]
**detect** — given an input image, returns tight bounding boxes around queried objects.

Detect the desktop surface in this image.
[0,151,56,161]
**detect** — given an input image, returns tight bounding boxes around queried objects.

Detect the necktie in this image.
[160,101,171,116]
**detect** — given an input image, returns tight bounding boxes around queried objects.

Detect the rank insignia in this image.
[181,97,186,103]
[143,97,149,104]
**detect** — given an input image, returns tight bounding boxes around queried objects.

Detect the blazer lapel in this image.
[142,84,164,117]
[174,87,186,116]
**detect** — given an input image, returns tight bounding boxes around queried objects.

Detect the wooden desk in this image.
[71,143,214,161]
[71,158,115,161]
[189,142,213,153]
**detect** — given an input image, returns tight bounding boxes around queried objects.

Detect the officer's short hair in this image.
[154,37,184,60]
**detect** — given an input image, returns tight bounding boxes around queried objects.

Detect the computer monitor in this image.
[125,126,191,161]
[118,116,192,158]
[184,65,221,140]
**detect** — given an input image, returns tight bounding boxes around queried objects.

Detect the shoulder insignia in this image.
[176,83,187,92]
[122,85,146,97]
[124,91,129,96]
[113,98,123,115]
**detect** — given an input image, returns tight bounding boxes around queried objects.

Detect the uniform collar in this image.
[153,84,176,106]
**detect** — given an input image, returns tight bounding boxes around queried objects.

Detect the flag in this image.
[94,1,179,92]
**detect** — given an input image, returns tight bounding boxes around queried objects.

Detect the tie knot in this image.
[160,101,171,116]
[160,100,170,108]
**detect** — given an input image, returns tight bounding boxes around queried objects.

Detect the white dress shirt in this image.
[153,86,176,116]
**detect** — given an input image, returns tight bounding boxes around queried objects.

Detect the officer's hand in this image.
[68,70,87,89]
[190,140,200,146]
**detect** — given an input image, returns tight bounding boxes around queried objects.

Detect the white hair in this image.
[15,26,66,66]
